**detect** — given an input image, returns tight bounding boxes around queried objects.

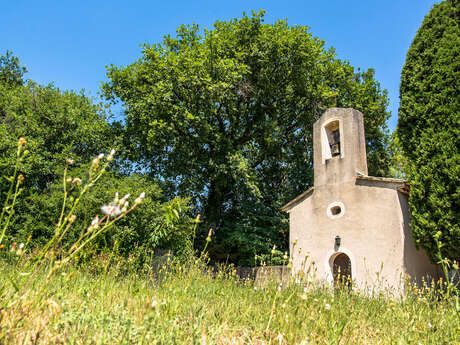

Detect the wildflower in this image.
[10,242,16,252]
[90,215,99,229]
[119,193,130,205]
[107,149,115,161]
[101,204,121,217]
[283,252,288,261]
[66,177,72,183]
[428,323,432,328]
[299,294,308,300]
[271,244,277,255]
[325,303,331,311]
[114,192,119,204]
[69,214,77,224]
[0,244,4,249]
[72,178,82,185]
[206,228,212,242]
[134,192,145,205]
[98,153,104,159]
[66,158,74,165]
[19,243,24,249]
[18,137,27,145]
[151,299,159,308]
[18,174,25,183]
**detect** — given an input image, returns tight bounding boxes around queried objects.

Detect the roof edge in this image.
[356,175,407,184]
[281,186,314,212]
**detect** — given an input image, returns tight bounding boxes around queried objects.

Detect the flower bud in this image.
[107,149,116,162]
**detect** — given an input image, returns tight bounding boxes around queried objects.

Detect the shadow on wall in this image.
[398,192,441,284]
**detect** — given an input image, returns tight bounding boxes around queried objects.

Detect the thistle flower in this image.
[69,214,77,224]
[101,204,121,217]
[119,194,130,205]
[90,215,99,228]
[107,149,115,162]
[206,228,213,242]
[134,192,145,205]
[121,201,129,213]
[150,299,159,308]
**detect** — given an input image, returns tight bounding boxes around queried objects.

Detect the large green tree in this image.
[0,54,113,192]
[397,1,459,262]
[103,12,391,264]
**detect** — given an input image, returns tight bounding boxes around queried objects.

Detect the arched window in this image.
[321,120,342,162]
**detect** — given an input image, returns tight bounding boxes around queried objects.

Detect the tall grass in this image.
[0,257,459,344]
[0,138,459,344]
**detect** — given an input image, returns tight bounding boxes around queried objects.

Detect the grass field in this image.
[0,257,458,345]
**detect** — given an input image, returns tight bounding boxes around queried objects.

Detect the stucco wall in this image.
[289,178,439,293]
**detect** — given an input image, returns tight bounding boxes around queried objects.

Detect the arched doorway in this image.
[333,253,352,288]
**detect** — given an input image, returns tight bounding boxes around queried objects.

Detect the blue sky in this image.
[1,0,439,130]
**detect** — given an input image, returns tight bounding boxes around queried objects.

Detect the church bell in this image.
[330,130,340,156]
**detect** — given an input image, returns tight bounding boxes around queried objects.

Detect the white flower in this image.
[134,192,145,205]
[151,299,158,308]
[98,153,104,159]
[428,323,432,328]
[107,149,115,161]
[119,194,130,205]
[19,243,24,249]
[325,303,331,311]
[101,204,121,217]
[91,215,99,227]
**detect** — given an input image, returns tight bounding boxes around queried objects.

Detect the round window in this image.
[327,202,345,219]
[330,206,342,215]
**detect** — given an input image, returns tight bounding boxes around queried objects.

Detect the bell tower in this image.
[313,108,368,187]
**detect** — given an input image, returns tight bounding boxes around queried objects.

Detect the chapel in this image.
[281,108,439,292]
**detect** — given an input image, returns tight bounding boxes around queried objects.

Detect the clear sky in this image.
[1,0,439,130]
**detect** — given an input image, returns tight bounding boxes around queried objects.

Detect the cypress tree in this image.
[397,0,459,262]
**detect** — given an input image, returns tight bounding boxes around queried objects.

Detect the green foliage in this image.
[0,52,194,263]
[103,11,391,264]
[17,171,193,264]
[0,50,27,87]
[397,0,459,262]
[0,80,113,193]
